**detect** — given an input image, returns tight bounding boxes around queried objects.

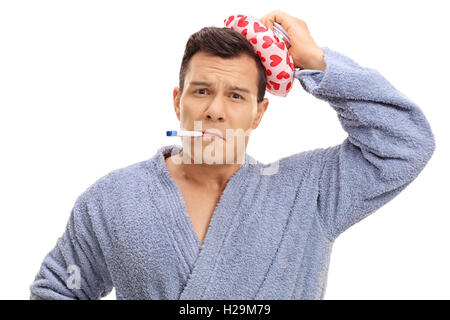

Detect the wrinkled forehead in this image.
[186,51,259,93]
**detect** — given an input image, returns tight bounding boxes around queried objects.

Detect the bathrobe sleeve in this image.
[29,188,114,300]
[294,47,436,242]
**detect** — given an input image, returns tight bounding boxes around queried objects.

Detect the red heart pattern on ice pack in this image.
[223,14,295,97]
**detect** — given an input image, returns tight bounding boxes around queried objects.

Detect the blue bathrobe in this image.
[29,47,435,300]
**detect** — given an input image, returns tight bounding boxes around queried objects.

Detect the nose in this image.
[206,113,224,121]
[205,95,225,122]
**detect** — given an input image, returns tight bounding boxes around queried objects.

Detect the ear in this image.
[173,87,181,121]
[252,98,269,129]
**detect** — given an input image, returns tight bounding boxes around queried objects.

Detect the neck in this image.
[168,150,244,190]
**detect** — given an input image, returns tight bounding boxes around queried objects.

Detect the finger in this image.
[260,16,275,32]
[265,10,293,33]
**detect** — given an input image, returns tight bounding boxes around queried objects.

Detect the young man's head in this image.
[173,27,269,165]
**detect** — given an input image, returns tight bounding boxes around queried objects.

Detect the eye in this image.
[231,93,243,100]
[195,88,208,95]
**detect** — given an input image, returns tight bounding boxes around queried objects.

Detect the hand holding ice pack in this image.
[224,14,296,97]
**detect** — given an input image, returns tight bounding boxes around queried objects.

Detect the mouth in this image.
[202,129,225,140]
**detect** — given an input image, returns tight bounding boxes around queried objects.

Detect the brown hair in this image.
[178,26,267,103]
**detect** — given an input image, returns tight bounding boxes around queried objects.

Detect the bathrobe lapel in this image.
[178,156,253,299]
[155,144,257,299]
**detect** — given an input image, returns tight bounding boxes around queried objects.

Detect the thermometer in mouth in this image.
[166,130,203,137]
[166,130,225,140]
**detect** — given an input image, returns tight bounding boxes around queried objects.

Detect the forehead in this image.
[186,51,259,92]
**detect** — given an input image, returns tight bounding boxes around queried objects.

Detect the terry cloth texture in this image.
[29,47,435,300]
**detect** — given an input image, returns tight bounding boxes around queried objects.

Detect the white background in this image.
[1,0,448,300]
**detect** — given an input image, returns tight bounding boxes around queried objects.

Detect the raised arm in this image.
[29,187,114,299]
[294,46,435,241]
[260,10,435,241]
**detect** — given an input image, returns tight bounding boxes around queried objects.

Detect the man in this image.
[30,10,435,299]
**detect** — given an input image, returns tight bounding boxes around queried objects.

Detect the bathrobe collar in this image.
[149,144,258,299]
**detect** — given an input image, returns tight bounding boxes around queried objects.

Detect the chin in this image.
[181,138,246,165]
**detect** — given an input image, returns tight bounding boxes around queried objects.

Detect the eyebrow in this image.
[189,81,251,94]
